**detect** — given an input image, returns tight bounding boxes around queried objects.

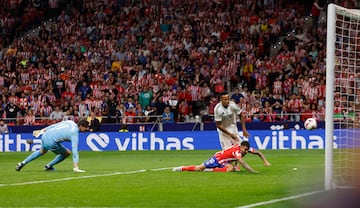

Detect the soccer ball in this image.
[304,118,317,130]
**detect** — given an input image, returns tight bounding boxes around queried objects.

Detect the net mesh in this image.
[332,5,360,187]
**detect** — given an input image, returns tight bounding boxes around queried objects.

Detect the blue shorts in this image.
[203,156,224,168]
[43,143,68,155]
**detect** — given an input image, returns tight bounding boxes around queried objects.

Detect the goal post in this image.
[326,3,360,190]
[325,3,335,191]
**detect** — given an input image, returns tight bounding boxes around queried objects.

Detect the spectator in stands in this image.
[4,100,21,124]
[40,101,53,120]
[178,100,189,122]
[136,109,147,123]
[88,111,101,132]
[148,105,159,123]
[78,99,90,119]
[125,107,137,124]
[62,109,75,121]
[2,0,352,127]
[23,109,36,126]
[49,105,64,122]
[155,95,167,116]
[78,81,92,100]
[310,0,323,29]
[139,86,153,109]
[106,95,117,123]
[168,94,179,122]
[0,119,9,133]
[230,87,244,104]
[162,106,174,123]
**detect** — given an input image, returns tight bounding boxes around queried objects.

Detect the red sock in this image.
[213,167,228,172]
[182,166,196,171]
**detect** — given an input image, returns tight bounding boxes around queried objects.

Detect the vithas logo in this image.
[0,134,41,152]
[86,133,110,151]
[85,132,195,151]
[114,133,194,151]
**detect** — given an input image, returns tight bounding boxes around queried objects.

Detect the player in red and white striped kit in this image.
[172,141,257,173]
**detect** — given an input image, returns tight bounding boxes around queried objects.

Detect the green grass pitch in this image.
[0,150,325,207]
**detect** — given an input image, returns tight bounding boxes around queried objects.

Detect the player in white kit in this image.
[214,92,249,149]
[214,92,271,167]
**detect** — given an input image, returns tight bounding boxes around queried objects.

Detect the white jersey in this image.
[214,101,242,128]
[214,101,242,149]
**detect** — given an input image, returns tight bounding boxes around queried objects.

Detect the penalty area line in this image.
[235,190,326,208]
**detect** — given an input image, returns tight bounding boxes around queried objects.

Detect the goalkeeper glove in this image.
[33,129,45,138]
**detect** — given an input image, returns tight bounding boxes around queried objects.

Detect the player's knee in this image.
[64,150,71,157]
[195,166,205,171]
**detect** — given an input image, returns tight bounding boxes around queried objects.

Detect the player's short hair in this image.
[220,92,229,97]
[240,141,250,149]
[78,119,89,128]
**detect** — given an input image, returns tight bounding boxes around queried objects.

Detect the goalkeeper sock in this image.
[182,166,196,171]
[47,154,69,167]
[213,167,228,172]
[23,150,43,164]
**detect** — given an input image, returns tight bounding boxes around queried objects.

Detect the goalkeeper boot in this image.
[44,165,56,172]
[15,162,25,171]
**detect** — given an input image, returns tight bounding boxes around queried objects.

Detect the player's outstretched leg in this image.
[172,166,183,172]
[44,153,70,171]
[15,162,25,171]
[15,150,44,171]
[173,166,197,171]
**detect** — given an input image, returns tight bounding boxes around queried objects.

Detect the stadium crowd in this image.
[0,0,359,126]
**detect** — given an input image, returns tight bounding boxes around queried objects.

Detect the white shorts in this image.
[217,125,241,150]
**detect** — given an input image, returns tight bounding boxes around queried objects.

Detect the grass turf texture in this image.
[0,150,325,207]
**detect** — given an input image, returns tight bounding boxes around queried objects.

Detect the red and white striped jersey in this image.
[273,80,283,94]
[189,84,201,101]
[214,144,243,165]
[24,114,36,125]
[288,98,302,112]
[40,105,53,117]
[304,86,319,103]
[29,99,42,115]
[18,97,29,110]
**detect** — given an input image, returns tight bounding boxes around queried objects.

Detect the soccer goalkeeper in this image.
[173,141,257,173]
[15,119,89,172]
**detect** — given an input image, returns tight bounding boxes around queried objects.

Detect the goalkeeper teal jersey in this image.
[41,120,80,163]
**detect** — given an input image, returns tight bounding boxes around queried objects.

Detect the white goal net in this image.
[326,4,360,190]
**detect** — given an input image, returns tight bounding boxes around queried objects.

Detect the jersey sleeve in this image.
[230,101,242,115]
[70,130,80,163]
[214,104,222,122]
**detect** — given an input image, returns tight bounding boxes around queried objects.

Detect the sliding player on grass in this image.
[214,92,271,167]
[15,119,89,173]
[173,141,257,172]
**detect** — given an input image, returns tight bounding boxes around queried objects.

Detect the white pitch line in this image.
[235,190,326,208]
[0,167,173,187]
[149,167,173,171]
[0,170,146,187]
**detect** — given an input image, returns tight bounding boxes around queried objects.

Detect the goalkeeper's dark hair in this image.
[78,119,89,128]
[240,141,250,149]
